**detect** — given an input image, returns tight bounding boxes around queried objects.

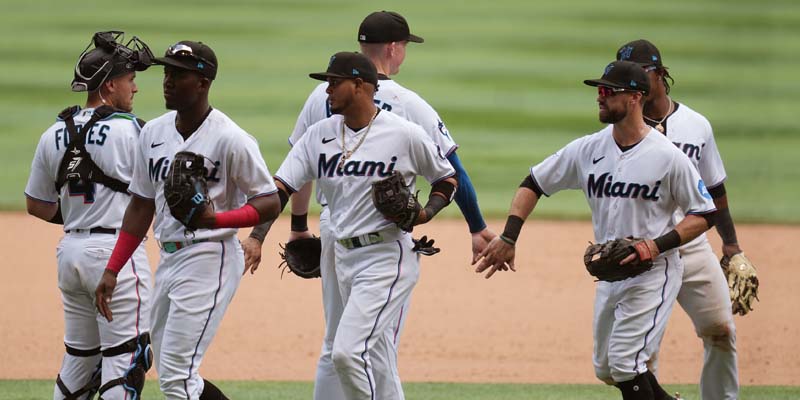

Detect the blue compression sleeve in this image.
[447,151,486,233]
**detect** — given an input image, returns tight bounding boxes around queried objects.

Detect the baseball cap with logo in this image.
[583,60,650,94]
[358,11,424,44]
[616,39,664,68]
[309,52,379,87]
[154,41,218,80]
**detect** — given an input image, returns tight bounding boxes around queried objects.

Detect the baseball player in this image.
[24,31,155,399]
[244,11,493,400]
[617,39,742,399]
[476,61,717,400]
[93,41,281,400]
[272,51,457,400]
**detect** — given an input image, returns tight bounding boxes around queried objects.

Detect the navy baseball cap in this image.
[358,11,424,44]
[616,39,664,68]
[154,41,218,80]
[584,60,650,94]
[309,52,379,86]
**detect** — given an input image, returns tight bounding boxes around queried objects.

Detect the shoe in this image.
[674,392,683,400]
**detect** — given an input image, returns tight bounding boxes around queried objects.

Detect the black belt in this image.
[67,227,117,235]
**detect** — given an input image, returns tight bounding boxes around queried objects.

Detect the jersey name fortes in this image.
[25,108,142,231]
[54,123,112,150]
[318,153,396,178]
[586,172,662,201]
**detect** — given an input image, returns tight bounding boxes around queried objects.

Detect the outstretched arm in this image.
[475,176,541,278]
[447,151,497,262]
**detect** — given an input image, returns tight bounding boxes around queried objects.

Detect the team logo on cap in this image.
[651,55,659,62]
[352,68,360,76]
[328,55,336,68]
[197,62,204,69]
[604,63,614,76]
[619,46,634,61]
[630,80,637,87]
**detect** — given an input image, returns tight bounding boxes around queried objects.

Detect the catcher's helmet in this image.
[72,31,154,92]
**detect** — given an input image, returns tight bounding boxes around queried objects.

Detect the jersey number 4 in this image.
[68,180,96,203]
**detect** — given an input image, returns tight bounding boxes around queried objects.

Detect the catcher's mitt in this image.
[278,237,321,279]
[371,171,421,232]
[164,151,211,231]
[720,253,759,316]
[584,238,655,282]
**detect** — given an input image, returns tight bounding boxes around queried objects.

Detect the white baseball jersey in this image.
[657,103,726,249]
[128,109,277,242]
[530,126,716,244]
[276,110,455,240]
[25,107,142,231]
[288,80,458,205]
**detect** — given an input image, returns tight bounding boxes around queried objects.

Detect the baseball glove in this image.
[720,253,759,316]
[164,151,211,231]
[412,235,440,256]
[584,238,655,282]
[371,171,421,232]
[278,237,321,279]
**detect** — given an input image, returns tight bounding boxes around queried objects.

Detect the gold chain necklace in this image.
[643,97,674,133]
[338,108,379,170]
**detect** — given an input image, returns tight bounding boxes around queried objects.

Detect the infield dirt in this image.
[1,212,797,385]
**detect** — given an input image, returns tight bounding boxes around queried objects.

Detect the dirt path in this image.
[1,212,797,384]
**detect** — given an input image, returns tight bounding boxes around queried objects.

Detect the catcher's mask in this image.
[72,31,154,92]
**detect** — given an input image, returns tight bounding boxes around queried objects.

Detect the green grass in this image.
[2,380,799,400]
[2,0,799,222]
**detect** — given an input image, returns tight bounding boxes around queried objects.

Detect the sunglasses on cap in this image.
[167,43,216,67]
[597,85,642,98]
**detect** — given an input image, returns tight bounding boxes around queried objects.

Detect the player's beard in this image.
[599,104,627,124]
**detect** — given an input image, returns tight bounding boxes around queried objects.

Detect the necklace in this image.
[643,97,674,133]
[338,108,380,170]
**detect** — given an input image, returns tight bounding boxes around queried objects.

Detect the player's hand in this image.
[474,236,516,279]
[288,230,313,242]
[95,270,118,322]
[620,239,659,265]
[471,228,498,265]
[722,243,742,259]
[242,237,263,275]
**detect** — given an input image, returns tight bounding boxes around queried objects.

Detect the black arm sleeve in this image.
[422,179,457,221]
[520,175,544,198]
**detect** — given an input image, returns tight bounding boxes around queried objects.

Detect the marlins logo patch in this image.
[697,179,712,199]
[619,45,634,61]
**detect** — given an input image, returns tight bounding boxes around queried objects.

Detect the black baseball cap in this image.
[309,52,379,86]
[584,60,650,94]
[154,41,218,80]
[358,11,424,44]
[616,39,664,68]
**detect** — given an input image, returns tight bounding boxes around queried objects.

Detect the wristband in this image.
[653,229,681,253]
[291,213,309,232]
[502,215,524,242]
[499,235,516,246]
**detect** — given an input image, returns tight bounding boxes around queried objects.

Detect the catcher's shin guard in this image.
[56,344,102,400]
[98,333,153,400]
